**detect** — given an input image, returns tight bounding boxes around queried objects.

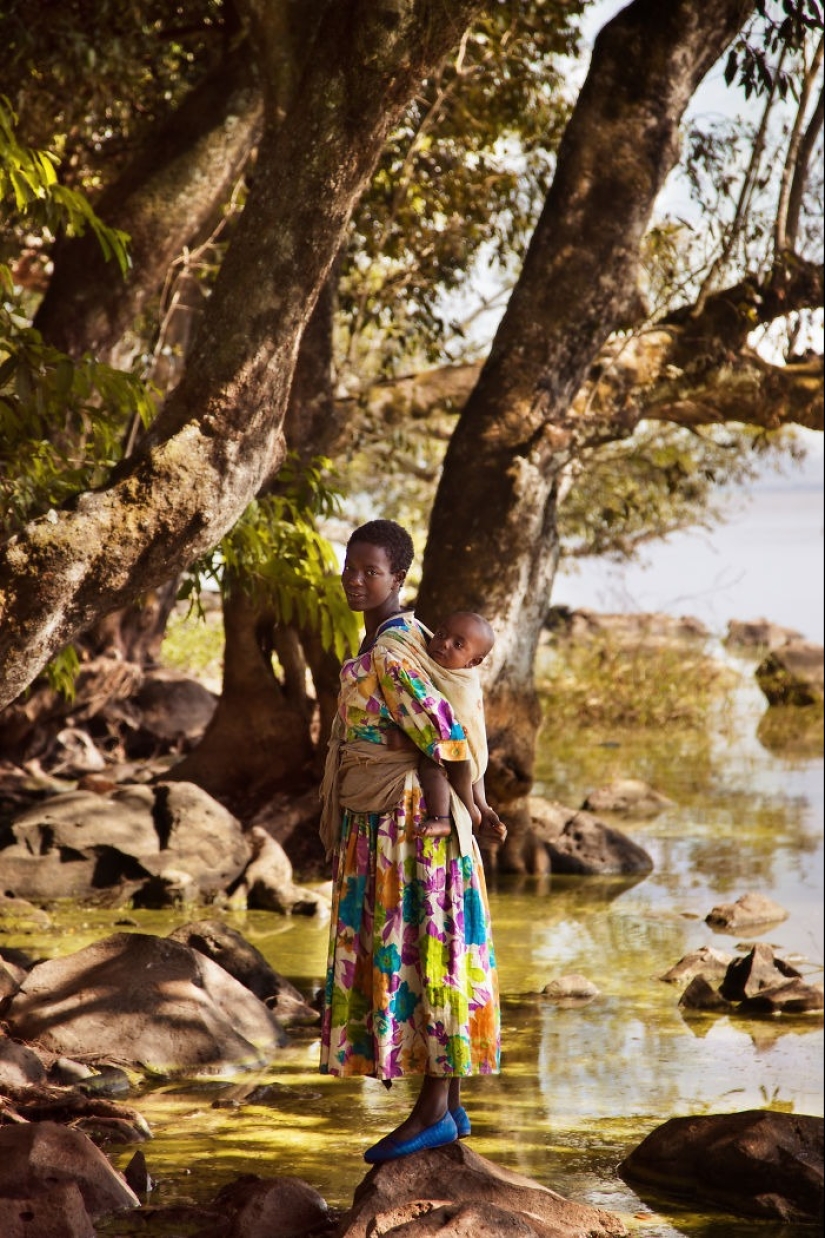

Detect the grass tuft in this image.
[536,636,734,732]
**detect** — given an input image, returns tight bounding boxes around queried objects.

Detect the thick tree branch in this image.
[357,246,822,439]
[33,42,263,361]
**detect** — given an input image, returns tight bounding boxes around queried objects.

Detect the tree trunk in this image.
[0,0,485,711]
[168,4,349,806]
[33,42,263,363]
[417,0,758,870]
[174,275,347,809]
[167,580,314,811]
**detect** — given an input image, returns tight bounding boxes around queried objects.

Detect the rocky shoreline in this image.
[0,610,822,1234]
[1,909,821,1236]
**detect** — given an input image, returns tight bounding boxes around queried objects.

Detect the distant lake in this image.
[554,443,824,644]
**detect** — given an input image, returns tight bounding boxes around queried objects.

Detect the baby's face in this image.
[428,614,492,670]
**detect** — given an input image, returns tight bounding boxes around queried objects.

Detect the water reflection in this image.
[91,832,821,1238]
[7,684,823,1238]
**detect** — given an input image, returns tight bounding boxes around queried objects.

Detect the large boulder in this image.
[229,826,331,917]
[131,667,217,746]
[337,1141,628,1237]
[5,932,286,1077]
[618,1110,823,1223]
[529,799,653,875]
[0,1121,139,1237]
[168,918,319,1025]
[0,781,249,901]
[755,639,824,707]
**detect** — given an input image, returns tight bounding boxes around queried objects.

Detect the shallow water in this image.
[5,663,823,1237]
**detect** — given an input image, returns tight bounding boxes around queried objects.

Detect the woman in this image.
[319,519,502,1163]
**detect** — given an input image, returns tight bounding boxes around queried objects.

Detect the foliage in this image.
[0,315,157,537]
[535,634,733,731]
[0,2,230,313]
[0,102,157,537]
[182,456,360,662]
[43,644,81,702]
[0,95,131,271]
[335,409,808,574]
[161,601,225,687]
[725,0,823,99]
[556,420,807,563]
[337,0,583,380]
[0,1,227,186]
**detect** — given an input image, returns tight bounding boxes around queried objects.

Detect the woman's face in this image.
[341,541,404,614]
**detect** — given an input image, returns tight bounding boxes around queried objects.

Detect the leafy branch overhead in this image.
[0,0,821,733]
[0,97,131,272]
[0,99,151,536]
[182,456,359,664]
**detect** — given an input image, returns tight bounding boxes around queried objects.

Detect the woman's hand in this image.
[475,804,507,843]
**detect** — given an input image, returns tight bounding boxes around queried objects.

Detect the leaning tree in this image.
[415,0,824,864]
[0,0,821,859]
[0,0,488,708]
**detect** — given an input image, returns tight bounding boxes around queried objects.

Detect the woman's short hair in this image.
[348,520,414,575]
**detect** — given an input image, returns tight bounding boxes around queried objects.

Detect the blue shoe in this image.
[364,1111,458,1163]
[451,1105,471,1138]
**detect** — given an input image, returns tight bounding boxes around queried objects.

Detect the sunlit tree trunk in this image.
[418,0,759,870]
[173,275,347,810]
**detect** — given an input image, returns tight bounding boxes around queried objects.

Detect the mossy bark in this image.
[0,0,485,710]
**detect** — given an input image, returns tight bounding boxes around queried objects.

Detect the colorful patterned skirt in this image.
[319,784,500,1080]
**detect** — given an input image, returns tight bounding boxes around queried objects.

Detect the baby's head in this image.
[427,611,495,670]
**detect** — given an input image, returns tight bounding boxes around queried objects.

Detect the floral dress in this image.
[319,613,500,1081]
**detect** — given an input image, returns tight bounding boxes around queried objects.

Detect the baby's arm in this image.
[445,759,481,827]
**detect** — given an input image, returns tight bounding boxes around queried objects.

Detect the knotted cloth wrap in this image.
[319,619,488,860]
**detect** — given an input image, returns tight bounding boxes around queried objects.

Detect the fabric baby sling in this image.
[318,617,488,860]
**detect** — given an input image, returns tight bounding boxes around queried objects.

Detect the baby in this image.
[417,611,506,843]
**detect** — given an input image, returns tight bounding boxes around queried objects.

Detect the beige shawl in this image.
[318,619,487,860]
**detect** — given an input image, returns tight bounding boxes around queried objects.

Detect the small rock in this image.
[719,943,801,1002]
[658,946,734,985]
[755,639,824,707]
[706,892,788,931]
[582,779,674,818]
[678,976,735,1012]
[542,974,600,1002]
[738,979,824,1016]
